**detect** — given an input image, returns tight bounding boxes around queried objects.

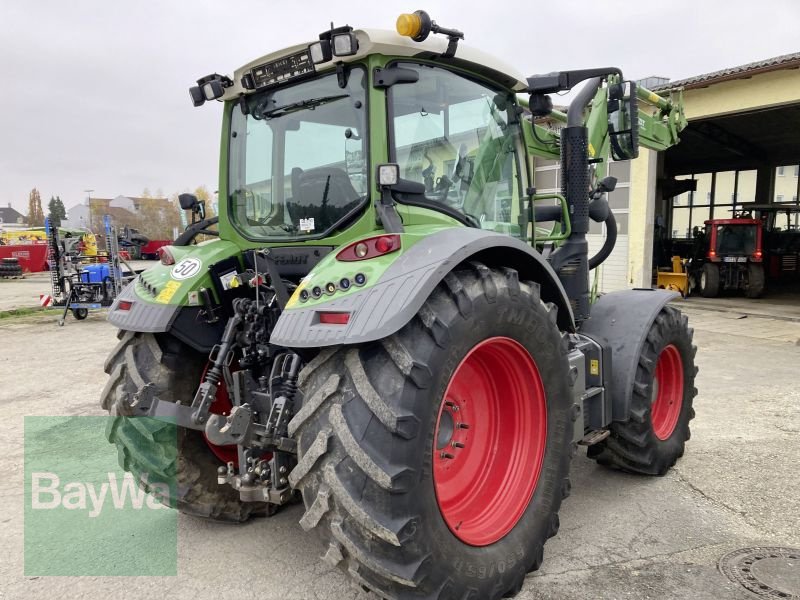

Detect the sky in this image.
[1,0,798,213]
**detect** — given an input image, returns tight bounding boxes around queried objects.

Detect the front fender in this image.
[270,227,575,348]
[579,289,679,422]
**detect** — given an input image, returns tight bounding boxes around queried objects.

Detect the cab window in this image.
[388,63,523,235]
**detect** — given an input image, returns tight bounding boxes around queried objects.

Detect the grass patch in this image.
[0,306,46,320]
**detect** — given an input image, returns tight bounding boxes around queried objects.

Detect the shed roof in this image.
[653,52,800,91]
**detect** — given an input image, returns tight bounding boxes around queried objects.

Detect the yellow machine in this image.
[78,232,99,257]
[0,228,48,244]
[657,255,689,297]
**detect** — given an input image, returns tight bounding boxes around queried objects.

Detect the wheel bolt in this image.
[445,401,459,412]
[457,423,470,429]
[451,441,465,448]
[440,452,455,459]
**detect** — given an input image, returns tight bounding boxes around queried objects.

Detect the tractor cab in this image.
[705,218,763,262]
[689,217,764,297]
[196,24,539,252]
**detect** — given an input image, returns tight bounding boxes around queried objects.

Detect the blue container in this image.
[80,263,111,284]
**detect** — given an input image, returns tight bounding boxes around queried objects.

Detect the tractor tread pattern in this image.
[290,264,574,600]
[99,331,264,522]
[587,306,697,475]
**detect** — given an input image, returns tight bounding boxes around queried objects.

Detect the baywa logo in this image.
[25,416,178,576]
[31,471,170,518]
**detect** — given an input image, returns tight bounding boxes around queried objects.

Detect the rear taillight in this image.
[708,249,716,259]
[118,300,133,311]
[158,246,176,265]
[337,235,401,262]
[318,312,350,325]
[754,250,763,259]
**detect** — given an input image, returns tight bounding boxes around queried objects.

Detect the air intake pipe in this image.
[549,77,603,323]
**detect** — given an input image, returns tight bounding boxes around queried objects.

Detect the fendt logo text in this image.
[31,471,169,518]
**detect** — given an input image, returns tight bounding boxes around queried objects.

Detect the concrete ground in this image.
[0,304,798,599]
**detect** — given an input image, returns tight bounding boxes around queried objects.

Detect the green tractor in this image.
[102,11,695,599]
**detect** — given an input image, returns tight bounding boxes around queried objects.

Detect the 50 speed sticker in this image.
[171,257,202,280]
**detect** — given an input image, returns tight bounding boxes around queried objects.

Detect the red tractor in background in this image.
[688,217,765,298]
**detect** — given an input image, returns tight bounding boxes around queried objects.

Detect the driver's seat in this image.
[288,167,361,231]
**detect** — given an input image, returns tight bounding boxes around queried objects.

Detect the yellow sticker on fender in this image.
[155,280,181,304]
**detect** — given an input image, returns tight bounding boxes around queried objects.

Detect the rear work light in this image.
[158,246,176,265]
[318,312,350,325]
[336,235,401,261]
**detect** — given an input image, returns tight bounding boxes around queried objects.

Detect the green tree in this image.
[47,195,67,227]
[28,188,44,226]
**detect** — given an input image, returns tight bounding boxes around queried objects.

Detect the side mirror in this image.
[179,193,206,221]
[607,80,639,161]
[179,193,198,210]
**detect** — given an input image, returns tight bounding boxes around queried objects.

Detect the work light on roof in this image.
[188,73,233,107]
[332,32,358,56]
[308,24,358,65]
[309,41,331,65]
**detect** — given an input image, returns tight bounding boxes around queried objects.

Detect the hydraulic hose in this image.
[588,210,617,270]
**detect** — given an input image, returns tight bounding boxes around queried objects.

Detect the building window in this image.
[777,195,784,202]
[796,165,799,177]
[777,166,785,176]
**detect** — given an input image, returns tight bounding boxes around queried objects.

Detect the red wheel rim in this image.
[651,344,684,441]
[201,365,239,465]
[433,337,547,546]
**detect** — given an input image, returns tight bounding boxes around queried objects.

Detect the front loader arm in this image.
[520,79,687,169]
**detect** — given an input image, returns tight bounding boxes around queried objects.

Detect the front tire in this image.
[588,306,697,475]
[290,264,575,599]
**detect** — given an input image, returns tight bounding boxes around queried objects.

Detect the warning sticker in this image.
[299,218,315,232]
[155,280,182,304]
[219,270,238,290]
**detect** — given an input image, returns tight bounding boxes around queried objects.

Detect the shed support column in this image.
[755,165,774,205]
[628,148,658,288]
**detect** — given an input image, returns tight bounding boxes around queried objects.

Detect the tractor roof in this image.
[223,28,528,101]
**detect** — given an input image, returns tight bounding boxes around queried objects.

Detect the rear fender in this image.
[270,228,575,348]
[579,289,679,422]
[107,240,242,350]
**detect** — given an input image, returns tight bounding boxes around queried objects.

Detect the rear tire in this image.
[72,308,88,320]
[588,306,697,475]
[290,264,575,599]
[699,263,720,297]
[745,263,765,298]
[100,331,265,522]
